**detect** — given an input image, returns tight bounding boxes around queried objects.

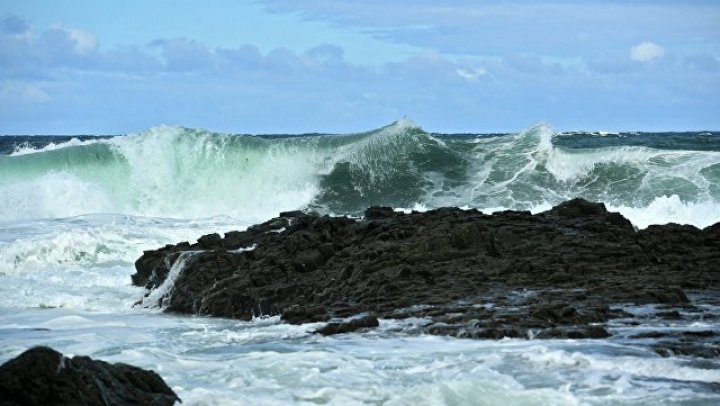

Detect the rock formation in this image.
[133,199,719,356]
[0,346,179,405]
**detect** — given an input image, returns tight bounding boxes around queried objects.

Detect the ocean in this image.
[1,119,719,405]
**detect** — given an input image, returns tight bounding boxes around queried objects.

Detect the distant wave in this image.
[1,120,719,228]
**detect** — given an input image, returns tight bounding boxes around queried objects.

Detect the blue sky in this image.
[1,0,718,134]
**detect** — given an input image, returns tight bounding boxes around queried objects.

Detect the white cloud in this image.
[261,1,716,60]
[67,28,98,54]
[630,41,665,63]
[0,82,51,103]
[50,26,98,55]
[456,67,485,82]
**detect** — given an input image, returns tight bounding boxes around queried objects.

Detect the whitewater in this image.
[1,120,719,405]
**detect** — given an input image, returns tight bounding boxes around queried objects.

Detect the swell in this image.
[0,120,719,228]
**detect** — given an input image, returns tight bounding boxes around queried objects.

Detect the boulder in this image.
[0,346,179,406]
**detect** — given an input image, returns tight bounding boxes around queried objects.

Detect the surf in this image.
[0,119,718,228]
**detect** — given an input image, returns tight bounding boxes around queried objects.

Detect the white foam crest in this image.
[0,264,142,310]
[1,125,326,222]
[454,123,556,206]
[546,146,657,182]
[0,214,250,276]
[522,346,720,384]
[494,195,719,229]
[175,317,322,347]
[609,195,720,229]
[333,119,419,165]
[0,213,254,309]
[458,123,720,223]
[167,342,580,406]
[546,145,719,185]
[0,172,117,221]
[325,117,444,193]
[0,225,133,275]
[108,125,321,221]
[10,137,104,156]
[392,116,422,132]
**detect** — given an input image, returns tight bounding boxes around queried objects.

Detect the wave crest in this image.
[0,120,719,228]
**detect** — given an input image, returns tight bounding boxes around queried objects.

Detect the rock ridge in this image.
[132,198,719,355]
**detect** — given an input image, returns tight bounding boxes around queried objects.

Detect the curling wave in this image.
[1,119,719,228]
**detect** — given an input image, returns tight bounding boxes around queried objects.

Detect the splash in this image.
[1,120,719,228]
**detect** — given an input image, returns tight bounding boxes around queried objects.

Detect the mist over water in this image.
[2,120,719,405]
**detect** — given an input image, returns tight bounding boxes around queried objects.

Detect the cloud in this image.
[99,46,163,73]
[0,17,163,76]
[0,81,51,103]
[630,41,665,63]
[456,67,486,82]
[383,50,458,83]
[144,37,374,84]
[150,37,215,71]
[304,43,344,65]
[260,1,720,59]
[1,15,30,35]
[0,18,107,76]
[63,28,98,54]
[1,7,718,134]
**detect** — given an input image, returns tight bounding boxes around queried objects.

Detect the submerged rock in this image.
[0,346,180,406]
[132,198,720,349]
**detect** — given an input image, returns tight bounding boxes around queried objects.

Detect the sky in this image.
[0,0,718,134]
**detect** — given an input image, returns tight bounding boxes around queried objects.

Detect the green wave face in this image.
[1,121,719,224]
[318,123,720,215]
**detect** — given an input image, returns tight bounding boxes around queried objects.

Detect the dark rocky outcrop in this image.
[132,198,720,355]
[0,346,180,406]
[316,315,380,336]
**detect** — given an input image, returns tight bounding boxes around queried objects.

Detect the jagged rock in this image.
[0,346,179,406]
[132,198,720,345]
[535,326,610,339]
[282,305,330,324]
[315,315,380,336]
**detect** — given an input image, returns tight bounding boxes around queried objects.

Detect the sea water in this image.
[1,120,719,405]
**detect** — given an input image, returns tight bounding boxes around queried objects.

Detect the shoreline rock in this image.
[133,198,719,356]
[316,315,380,336]
[0,346,180,405]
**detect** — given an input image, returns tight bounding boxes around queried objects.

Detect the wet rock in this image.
[535,326,610,339]
[630,328,720,359]
[630,331,669,339]
[548,198,609,218]
[196,232,222,249]
[364,206,396,219]
[652,343,720,359]
[0,346,179,406]
[656,310,682,319]
[132,198,720,345]
[282,305,330,324]
[132,241,192,289]
[315,315,380,335]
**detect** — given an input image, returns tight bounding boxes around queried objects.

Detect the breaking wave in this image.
[1,119,719,228]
